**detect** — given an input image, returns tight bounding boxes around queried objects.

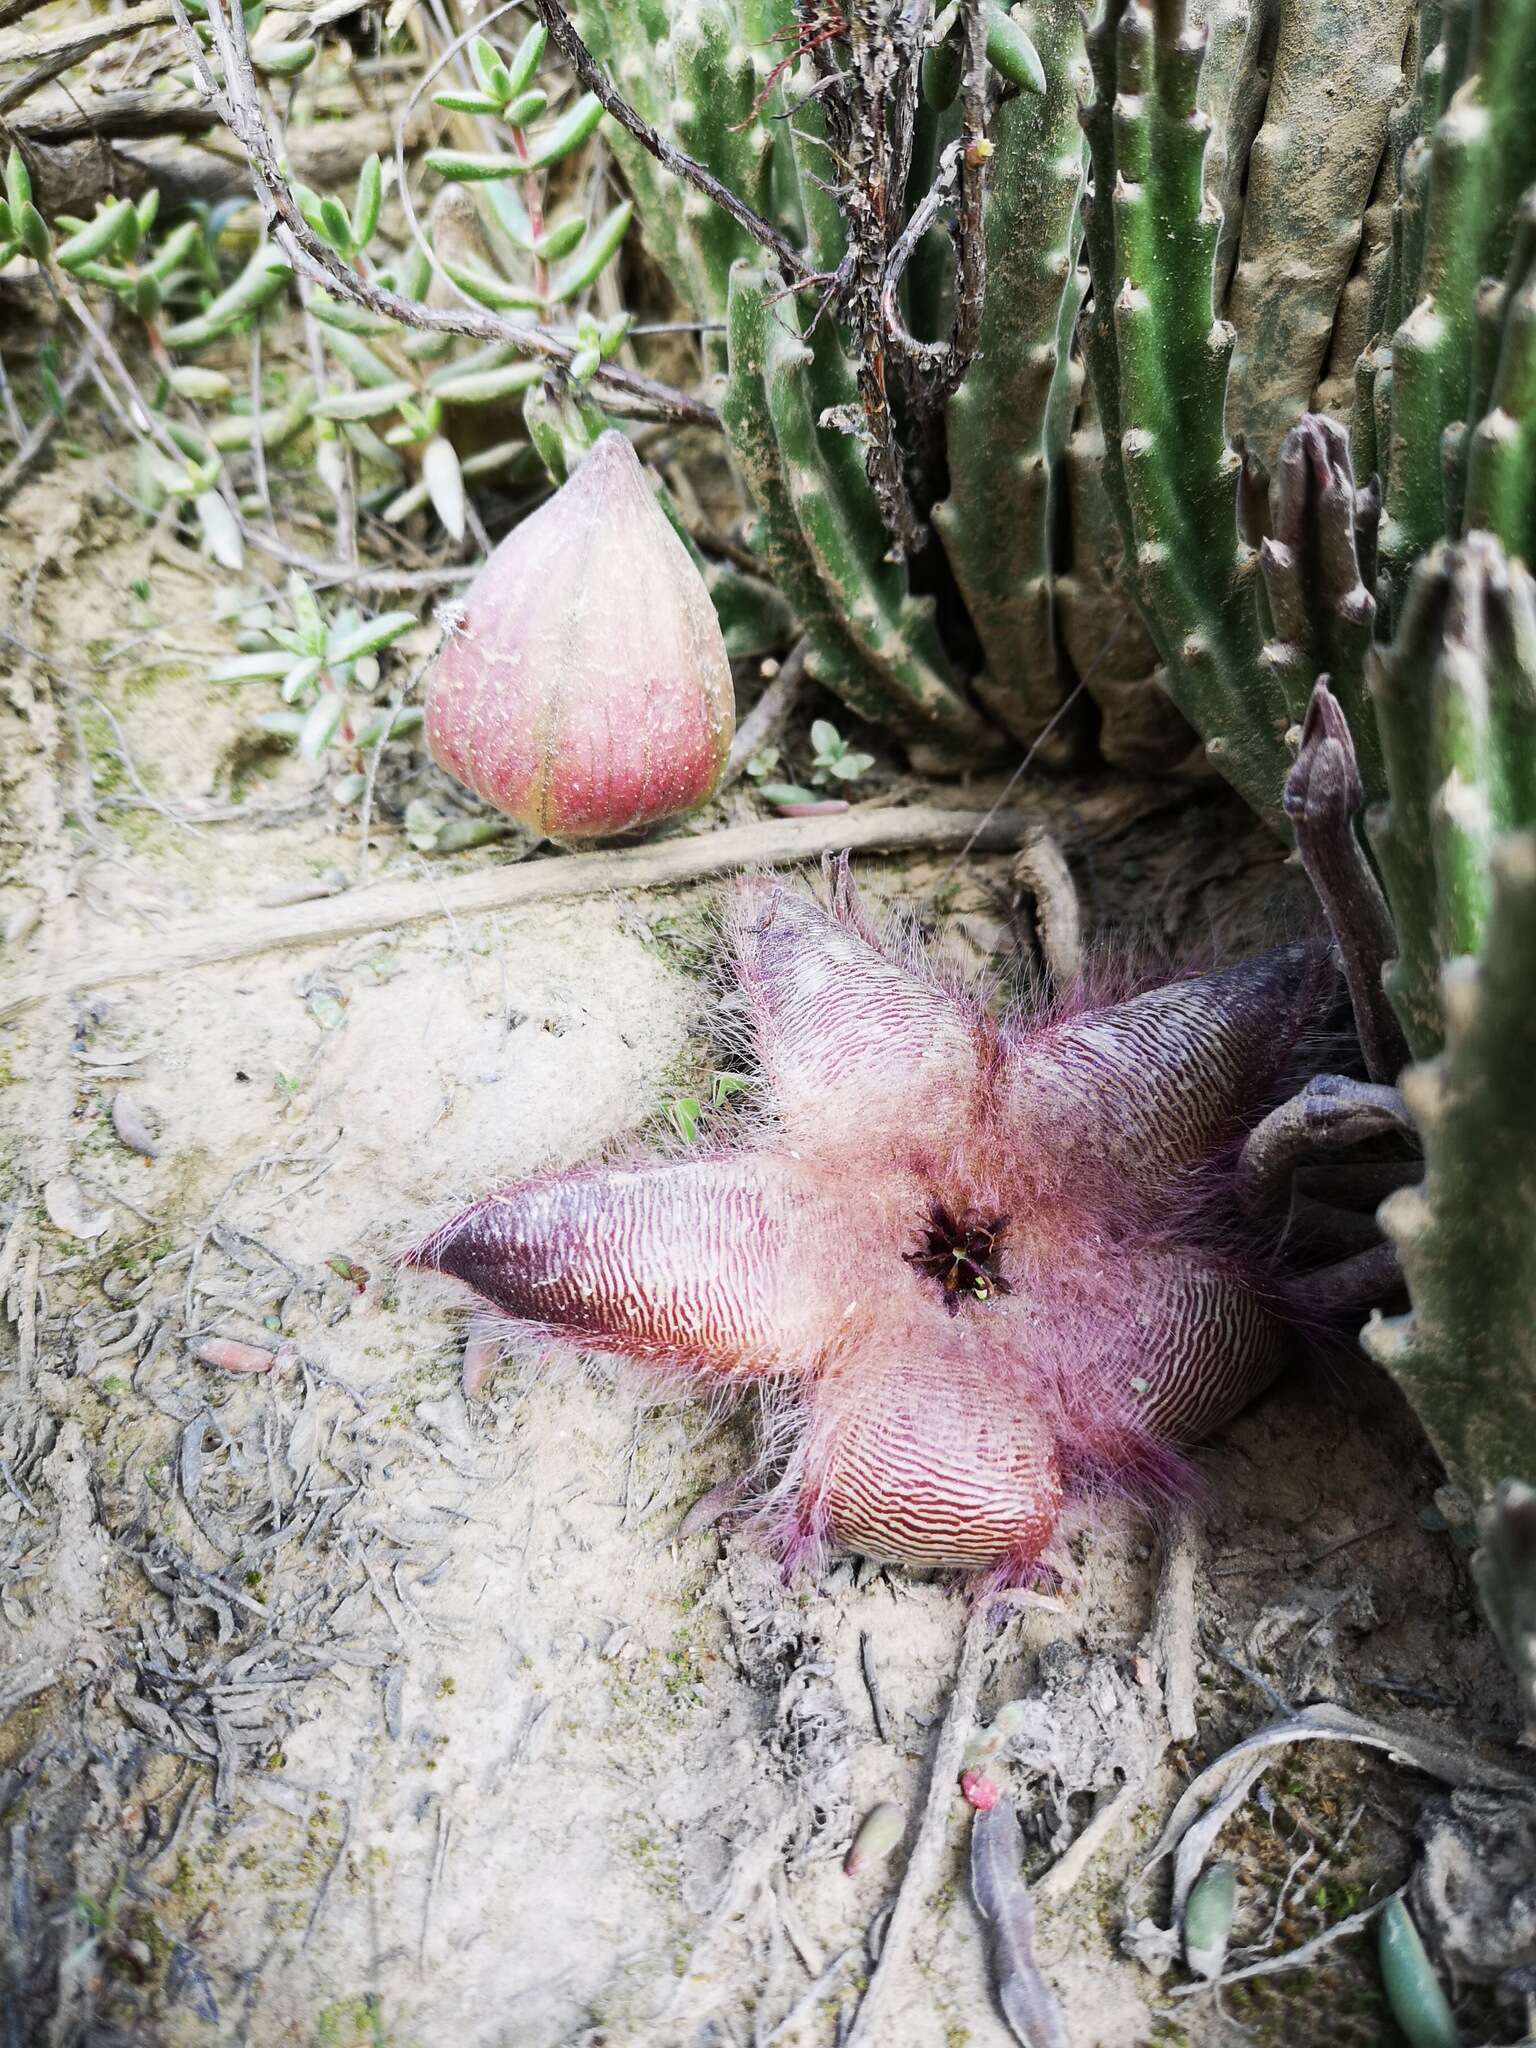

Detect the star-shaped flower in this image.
[409,862,1336,1585]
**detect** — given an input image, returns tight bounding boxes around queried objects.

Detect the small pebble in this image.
[4,901,40,946]
[195,1338,275,1375]
[844,1801,905,1876]
[111,1091,159,1159]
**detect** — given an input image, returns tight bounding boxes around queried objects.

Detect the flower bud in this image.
[424,430,734,838]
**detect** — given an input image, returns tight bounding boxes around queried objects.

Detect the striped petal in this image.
[1004,946,1337,1195]
[408,1155,824,1379]
[726,875,985,1149]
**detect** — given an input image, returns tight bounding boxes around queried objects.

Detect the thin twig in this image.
[725,638,810,784]
[168,0,719,428]
[0,331,97,505]
[0,0,173,115]
[879,0,990,411]
[842,1602,994,2047]
[0,805,1035,1025]
[1172,1888,1402,1996]
[528,0,814,288]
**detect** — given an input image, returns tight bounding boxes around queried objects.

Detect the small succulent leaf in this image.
[254,708,306,738]
[141,219,201,283]
[352,153,383,249]
[312,381,417,421]
[253,37,316,74]
[504,87,548,128]
[530,216,585,262]
[522,386,568,483]
[527,93,604,169]
[468,34,505,98]
[984,1,1046,93]
[307,294,400,337]
[167,366,231,401]
[55,199,136,272]
[321,327,400,387]
[211,650,296,683]
[287,573,326,655]
[298,690,347,758]
[431,90,505,114]
[5,145,31,212]
[431,360,545,406]
[280,654,325,703]
[423,150,525,183]
[423,436,466,541]
[1378,1898,1459,2048]
[18,202,50,261]
[356,705,424,745]
[504,21,546,95]
[161,243,290,348]
[481,182,532,251]
[438,255,544,313]
[325,612,416,663]
[753,781,822,806]
[598,311,633,357]
[548,200,632,303]
[318,195,354,251]
[194,490,244,571]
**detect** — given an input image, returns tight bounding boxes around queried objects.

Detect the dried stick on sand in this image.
[0,806,1031,1025]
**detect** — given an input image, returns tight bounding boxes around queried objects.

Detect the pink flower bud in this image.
[960,1769,1000,1811]
[424,431,734,838]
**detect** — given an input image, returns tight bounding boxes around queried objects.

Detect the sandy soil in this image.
[0,451,1523,2048]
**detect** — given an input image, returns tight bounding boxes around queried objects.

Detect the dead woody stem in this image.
[531,0,995,553]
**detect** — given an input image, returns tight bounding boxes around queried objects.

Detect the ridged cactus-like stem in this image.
[931,0,1085,742]
[1374,0,1536,609]
[1362,531,1536,1714]
[1367,829,1536,1497]
[667,1,776,326]
[1367,532,1536,1057]
[568,0,710,319]
[1219,0,1414,456]
[1081,0,1285,823]
[1461,194,1536,564]
[724,264,1001,761]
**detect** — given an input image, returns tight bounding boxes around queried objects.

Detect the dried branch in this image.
[13,88,221,145]
[168,0,720,429]
[0,0,174,116]
[819,0,928,555]
[527,0,816,289]
[0,330,95,505]
[841,1602,995,2047]
[0,805,1036,1025]
[880,0,990,414]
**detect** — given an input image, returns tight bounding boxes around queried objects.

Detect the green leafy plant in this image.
[808,718,875,787]
[212,576,420,777]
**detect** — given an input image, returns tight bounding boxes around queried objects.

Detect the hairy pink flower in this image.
[408,864,1338,1586]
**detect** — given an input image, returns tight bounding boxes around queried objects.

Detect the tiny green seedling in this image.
[809,719,875,787]
[212,576,420,776]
